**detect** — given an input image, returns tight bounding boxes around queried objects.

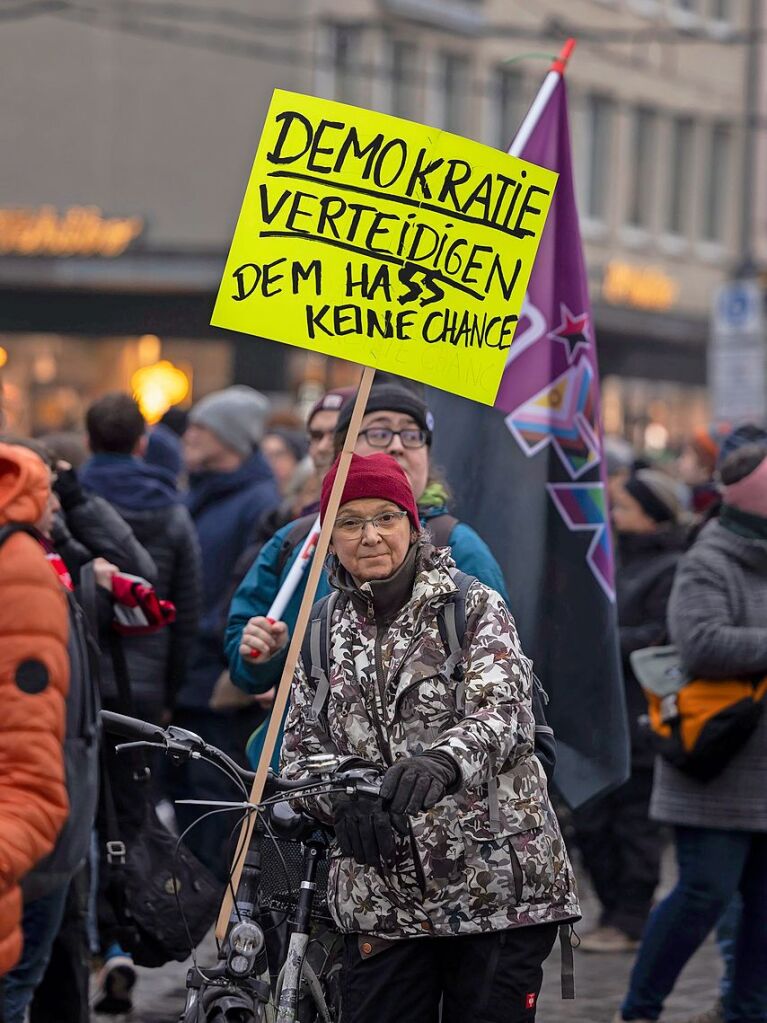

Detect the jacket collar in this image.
[335,543,419,624]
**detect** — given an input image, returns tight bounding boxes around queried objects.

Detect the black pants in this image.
[342,924,558,1023]
[572,767,664,939]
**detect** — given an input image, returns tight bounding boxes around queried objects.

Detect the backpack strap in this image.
[0,522,44,548]
[276,514,316,577]
[425,513,458,549]
[301,591,340,726]
[437,569,474,709]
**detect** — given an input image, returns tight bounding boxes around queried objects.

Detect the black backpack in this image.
[0,523,101,903]
[300,569,556,782]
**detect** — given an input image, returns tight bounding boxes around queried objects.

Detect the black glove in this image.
[53,466,85,512]
[332,793,407,871]
[380,752,460,815]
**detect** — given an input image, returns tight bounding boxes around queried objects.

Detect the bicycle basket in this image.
[259,836,332,924]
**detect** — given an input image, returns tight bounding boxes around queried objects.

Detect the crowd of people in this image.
[0,380,765,1023]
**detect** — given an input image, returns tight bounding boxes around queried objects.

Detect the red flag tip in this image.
[551,38,577,75]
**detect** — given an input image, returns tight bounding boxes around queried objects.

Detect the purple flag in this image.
[498,78,615,602]
[427,77,628,807]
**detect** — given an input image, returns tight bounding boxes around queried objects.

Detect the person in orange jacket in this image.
[0,443,69,987]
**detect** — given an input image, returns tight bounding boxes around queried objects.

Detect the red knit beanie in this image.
[320,453,420,531]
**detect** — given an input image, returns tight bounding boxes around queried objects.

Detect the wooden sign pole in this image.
[215,364,376,939]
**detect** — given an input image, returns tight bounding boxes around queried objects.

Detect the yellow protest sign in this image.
[212,90,557,405]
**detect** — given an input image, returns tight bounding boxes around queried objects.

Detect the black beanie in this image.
[717,424,767,471]
[335,383,435,444]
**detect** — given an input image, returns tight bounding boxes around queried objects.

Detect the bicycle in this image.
[101,709,381,1023]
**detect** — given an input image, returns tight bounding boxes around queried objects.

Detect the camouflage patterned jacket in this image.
[281,543,580,938]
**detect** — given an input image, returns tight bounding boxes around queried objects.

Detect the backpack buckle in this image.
[106,840,126,865]
[660,693,679,724]
[304,708,320,725]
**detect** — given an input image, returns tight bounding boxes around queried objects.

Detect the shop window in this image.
[325,23,363,105]
[627,106,658,230]
[0,334,231,435]
[436,51,471,135]
[582,94,614,223]
[666,116,694,237]
[390,39,418,120]
[702,121,731,243]
[493,66,525,151]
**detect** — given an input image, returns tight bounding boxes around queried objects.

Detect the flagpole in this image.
[508,38,576,157]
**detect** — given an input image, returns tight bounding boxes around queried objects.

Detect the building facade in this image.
[1,0,753,445]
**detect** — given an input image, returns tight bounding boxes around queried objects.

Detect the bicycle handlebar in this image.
[99,710,381,797]
[100,710,170,745]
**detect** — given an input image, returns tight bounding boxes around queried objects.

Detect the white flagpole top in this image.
[507,38,576,158]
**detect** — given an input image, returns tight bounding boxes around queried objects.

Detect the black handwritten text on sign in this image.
[212,90,557,404]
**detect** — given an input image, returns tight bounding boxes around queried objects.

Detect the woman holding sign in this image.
[226,384,510,766]
[281,452,579,1023]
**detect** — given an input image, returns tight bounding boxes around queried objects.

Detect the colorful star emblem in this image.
[548,304,591,362]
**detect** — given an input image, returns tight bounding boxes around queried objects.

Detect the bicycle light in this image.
[230,920,264,956]
[227,953,252,977]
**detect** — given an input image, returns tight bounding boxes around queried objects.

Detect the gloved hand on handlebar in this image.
[332,792,408,871]
[380,751,461,815]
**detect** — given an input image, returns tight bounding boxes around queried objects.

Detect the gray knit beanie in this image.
[188,386,269,457]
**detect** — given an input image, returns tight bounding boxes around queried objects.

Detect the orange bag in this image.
[631,646,767,781]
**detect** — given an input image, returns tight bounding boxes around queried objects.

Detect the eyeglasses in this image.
[308,428,334,443]
[359,428,428,449]
[333,510,408,539]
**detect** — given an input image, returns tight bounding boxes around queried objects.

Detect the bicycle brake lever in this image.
[114,740,167,754]
[355,783,382,797]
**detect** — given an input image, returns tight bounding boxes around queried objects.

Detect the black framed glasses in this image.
[333,510,408,539]
[359,427,428,449]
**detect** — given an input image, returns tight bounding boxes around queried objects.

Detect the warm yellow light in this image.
[602,262,679,312]
[131,360,189,424]
[137,333,161,365]
[0,346,7,368]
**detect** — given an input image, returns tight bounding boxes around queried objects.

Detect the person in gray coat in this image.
[616,444,767,1023]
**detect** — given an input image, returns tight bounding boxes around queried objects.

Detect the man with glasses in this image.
[225,383,508,769]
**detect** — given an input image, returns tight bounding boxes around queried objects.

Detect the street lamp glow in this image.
[131,360,189,424]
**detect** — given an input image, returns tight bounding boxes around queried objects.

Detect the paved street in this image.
[119,860,722,1023]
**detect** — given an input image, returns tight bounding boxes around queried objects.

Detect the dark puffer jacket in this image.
[615,528,685,767]
[53,493,157,587]
[79,456,202,716]
[95,503,201,715]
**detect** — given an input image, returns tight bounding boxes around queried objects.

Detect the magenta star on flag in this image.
[549,304,591,363]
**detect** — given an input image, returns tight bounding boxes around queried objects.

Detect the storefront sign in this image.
[602,261,678,312]
[0,206,144,257]
[212,89,556,405]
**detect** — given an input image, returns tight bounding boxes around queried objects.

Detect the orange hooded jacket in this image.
[0,443,69,976]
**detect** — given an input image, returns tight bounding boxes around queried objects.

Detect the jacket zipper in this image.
[510,845,524,903]
[373,625,427,896]
[369,626,394,768]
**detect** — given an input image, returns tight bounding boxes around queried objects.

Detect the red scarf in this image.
[39,536,74,592]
